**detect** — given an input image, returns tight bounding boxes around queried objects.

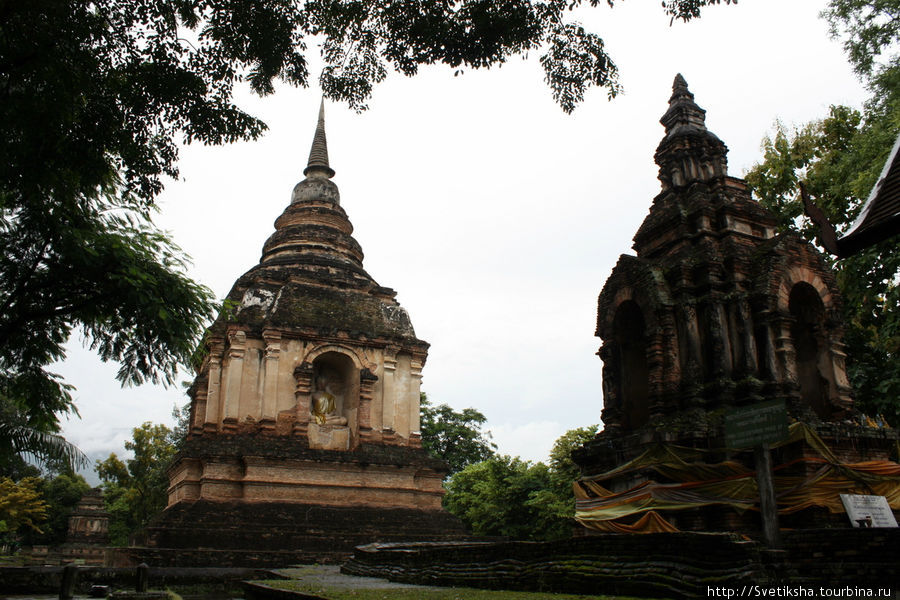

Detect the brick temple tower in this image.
[138,103,464,566]
[574,76,900,534]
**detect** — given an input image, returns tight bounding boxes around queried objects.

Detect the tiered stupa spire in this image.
[659,74,708,134]
[634,75,769,259]
[211,100,418,339]
[304,99,335,178]
[654,74,728,191]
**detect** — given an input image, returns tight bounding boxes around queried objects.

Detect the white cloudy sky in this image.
[58,0,869,472]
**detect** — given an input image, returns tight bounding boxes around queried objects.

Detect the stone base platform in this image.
[342,529,900,598]
[133,499,469,567]
[167,436,450,510]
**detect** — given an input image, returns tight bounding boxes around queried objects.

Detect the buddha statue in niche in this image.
[311,374,348,426]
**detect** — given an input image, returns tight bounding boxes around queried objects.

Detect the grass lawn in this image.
[257,577,648,600]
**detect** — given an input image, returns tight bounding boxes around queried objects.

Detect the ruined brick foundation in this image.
[342,529,900,598]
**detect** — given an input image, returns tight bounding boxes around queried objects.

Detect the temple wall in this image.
[167,456,444,510]
[168,459,201,504]
[195,335,421,442]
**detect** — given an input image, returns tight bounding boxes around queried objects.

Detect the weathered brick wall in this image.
[778,529,900,586]
[342,534,767,598]
[342,530,900,598]
[133,499,469,567]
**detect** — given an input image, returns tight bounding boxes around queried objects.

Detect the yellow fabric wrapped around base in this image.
[575,423,900,533]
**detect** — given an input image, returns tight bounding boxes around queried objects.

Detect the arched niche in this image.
[788,282,833,419]
[304,343,365,370]
[311,351,359,437]
[612,300,651,430]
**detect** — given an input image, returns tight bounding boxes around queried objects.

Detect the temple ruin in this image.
[137,102,464,566]
[573,75,900,534]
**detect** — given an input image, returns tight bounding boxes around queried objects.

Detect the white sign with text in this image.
[839,494,898,528]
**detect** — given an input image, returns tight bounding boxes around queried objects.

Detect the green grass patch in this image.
[257,579,642,600]
[165,582,245,599]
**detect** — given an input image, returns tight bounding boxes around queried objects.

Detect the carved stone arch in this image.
[750,234,841,314]
[597,255,678,431]
[788,282,833,419]
[777,266,834,314]
[596,255,673,340]
[750,237,853,418]
[302,343,366,369]
[611,300,651,429]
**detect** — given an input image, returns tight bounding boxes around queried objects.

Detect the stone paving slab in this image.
[273,565,443,591]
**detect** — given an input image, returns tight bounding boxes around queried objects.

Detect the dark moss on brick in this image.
[175,435,448,471]
[136,500,468,567]
[342,529,900,598]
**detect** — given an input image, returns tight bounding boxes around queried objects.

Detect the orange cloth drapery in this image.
[575,423,900,533]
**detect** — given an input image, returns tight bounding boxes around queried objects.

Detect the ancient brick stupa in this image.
[138,102,464,566]
[59,488,109,565]
[573,75,900,534]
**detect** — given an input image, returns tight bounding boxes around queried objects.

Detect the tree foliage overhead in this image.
[1,0,226,433]
[316,0,733,112]
[0,396,87,475]
[419,393,496,476]
[745,0,900,425]
[823,0,900,78]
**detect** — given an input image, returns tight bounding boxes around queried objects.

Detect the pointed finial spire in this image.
[304,98,335,179]
[660,74,707,134]
[654,74,728,190]
[672,73,690,97]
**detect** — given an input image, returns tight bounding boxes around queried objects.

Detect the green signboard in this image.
[724,400,788,449]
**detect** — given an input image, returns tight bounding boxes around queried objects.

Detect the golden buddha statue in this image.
[311,375,348,426]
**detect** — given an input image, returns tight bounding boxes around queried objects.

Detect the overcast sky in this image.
[58,0,869,474]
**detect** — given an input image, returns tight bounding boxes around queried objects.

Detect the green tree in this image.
[444,454,553,539]
[521,424,598,540]
[823,0,900,78]
[0,457,41,483]
[0,396,87,476]
[420,393,496,476]
[745,4,900,424]
[526,425,598,537]
[0,477,48,551]
[443,425,597,540]
[169,402,191,454]
[19,472,92,547]
[548,424,599,487]
[0,204,218,431]
[97,422,177,545]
